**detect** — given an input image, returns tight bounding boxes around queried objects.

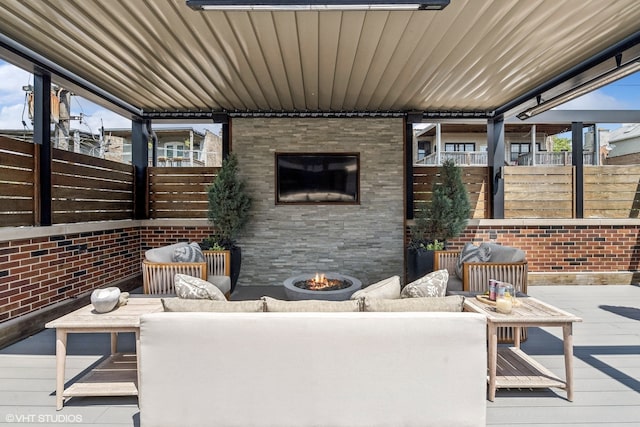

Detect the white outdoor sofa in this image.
[139,309,487,427]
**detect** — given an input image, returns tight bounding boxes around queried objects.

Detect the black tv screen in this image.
[276,153,360,204]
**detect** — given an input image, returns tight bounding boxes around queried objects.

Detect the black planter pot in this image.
[406,248,435,283]
[229,246,242,292]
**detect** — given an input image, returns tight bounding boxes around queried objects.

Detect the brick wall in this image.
[140,226,212,254]
[0,227,140,323]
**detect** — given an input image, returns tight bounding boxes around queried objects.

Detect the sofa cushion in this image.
[174,274,226,301]
[145,242,188,263]
[172,242,205,263]
[401,270,448,298]
[446,275,464,292]
[455,243,491,279]
[480,242,526,263]
[363,295,465,312]
[162,298,264,312]
[350,275,401,300]
[262,296,361,312]
[207,275,231,295]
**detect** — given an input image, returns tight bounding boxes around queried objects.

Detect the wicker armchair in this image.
[142,247,231,299]
[434,245,528,344]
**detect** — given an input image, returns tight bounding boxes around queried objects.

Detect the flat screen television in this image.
[276,153,360,204]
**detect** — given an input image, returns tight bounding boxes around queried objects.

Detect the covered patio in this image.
[1,1,640,425]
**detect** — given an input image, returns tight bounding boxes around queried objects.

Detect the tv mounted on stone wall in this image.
[275,153,360,204]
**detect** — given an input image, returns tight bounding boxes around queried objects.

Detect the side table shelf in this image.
[496,347,566,390]
[64,353,138,398]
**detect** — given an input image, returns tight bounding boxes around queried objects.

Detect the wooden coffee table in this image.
[45,297,163,410]
[464,295,582,401]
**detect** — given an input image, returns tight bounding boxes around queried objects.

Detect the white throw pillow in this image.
[172,242,205,263]
[350,275,401,300]
[401,269,449,298]
[174,274,226,301]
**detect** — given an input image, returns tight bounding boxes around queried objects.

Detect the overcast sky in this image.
[1,60,639,134]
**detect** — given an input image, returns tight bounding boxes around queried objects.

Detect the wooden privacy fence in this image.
[504,166,574,218]
[52,149,134,223]
[413,166,489,219]
[147,167,219,218]
[0,136,37,226]
[584,165,640,218]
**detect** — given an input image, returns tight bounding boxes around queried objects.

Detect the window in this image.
[445,143,475,152]
[165,144,185,158]
[417,140,431,160]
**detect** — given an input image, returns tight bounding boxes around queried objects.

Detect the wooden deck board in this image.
[0,284,639,426]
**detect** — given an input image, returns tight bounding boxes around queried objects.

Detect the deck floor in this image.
[1,285,639,426]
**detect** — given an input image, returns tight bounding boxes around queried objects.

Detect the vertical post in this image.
[132,118,150,219]
[487,117,505,219]
[222,119,230,160]
[405,118,414,220]
[33,72,52,226]
[572,122,584,218]
[531,124,537,166]
[435,123,442,165]
[593,125,600,166]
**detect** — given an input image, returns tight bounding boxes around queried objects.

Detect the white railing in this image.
[418,151,488,166]
[517,151,595,166]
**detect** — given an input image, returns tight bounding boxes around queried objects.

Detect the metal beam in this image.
[487,118,505,219]
[33,72,52,226]
[132,119,150,220]
[572,122,584,219]
[222,121,230,159]
[405,119,414,220]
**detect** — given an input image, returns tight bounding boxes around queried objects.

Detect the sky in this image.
[1,60,639,135]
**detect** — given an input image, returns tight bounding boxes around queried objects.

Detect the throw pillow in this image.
[350,275,401,300]
[172,242,205,263]
[455,243,491,279]
[363,295,465,312]
[262,296,361,312]
[401,269,448,298]
[174,273,226,301]
[162,298,264,312]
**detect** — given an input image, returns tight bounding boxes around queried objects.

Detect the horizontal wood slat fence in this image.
[147,167,219,219]
[52,149,135,223]
[504,166,574,218]
[0,136,37,226]
[413,166,489,219]
[584,165,640,218]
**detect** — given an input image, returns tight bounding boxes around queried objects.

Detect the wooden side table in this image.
[45,297,163,410]
[464,295,582,401]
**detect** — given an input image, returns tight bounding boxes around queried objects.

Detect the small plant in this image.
[420,240,445,251]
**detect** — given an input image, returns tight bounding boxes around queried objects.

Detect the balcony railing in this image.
[418,151,596,166]
[417,151,487,165]
[517,151,596,166]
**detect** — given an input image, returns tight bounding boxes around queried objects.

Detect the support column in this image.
[572,122,584,218]
[487,118,505,219]
[33,72,52,226]
[405,119,414,220]
[531,124,537,166]
[222,119,230,159]
[435,123,442,165]
[132,119,150,219]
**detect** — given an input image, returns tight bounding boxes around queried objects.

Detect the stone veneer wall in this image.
[231,117,405,287]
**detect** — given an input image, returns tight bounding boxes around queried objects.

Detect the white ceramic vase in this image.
[91,287,121,313]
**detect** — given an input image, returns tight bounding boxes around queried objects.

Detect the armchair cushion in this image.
[401,270,449,298]
[207,275,231,295]
[363,295,464,312]
[350,275,401,300]
[455,243,491,279]
[162,298,264,312]
[145,242,188,263]
[174,274,226,301]
[172,242,205,263]
[262,297,361,312]
[480,242,526,263]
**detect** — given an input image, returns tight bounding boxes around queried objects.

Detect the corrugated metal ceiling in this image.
[0,0,639,118]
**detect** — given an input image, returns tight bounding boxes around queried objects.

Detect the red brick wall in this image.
[446,224,640,274]
[140,226,212,255]
[0,227,140,323]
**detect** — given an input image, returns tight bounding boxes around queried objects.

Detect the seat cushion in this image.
[175,274,226,301]
[363,295,465,312]
[350,275,401,300]
[262,296,361,312]
[480,242,526,263]
[162,298,264,312]
[208,275,232,295]
[401,270,449,298]
[145,242,188,263]
[455,243,491,279]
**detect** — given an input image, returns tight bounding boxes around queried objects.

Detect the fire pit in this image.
[283,272,362,301]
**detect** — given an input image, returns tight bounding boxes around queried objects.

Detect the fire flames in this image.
[309,273,331,290]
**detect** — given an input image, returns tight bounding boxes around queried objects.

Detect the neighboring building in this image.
[604,124,640,165]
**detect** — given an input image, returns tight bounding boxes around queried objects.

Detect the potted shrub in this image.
[205,153,251,292]
[407,159,471,282]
